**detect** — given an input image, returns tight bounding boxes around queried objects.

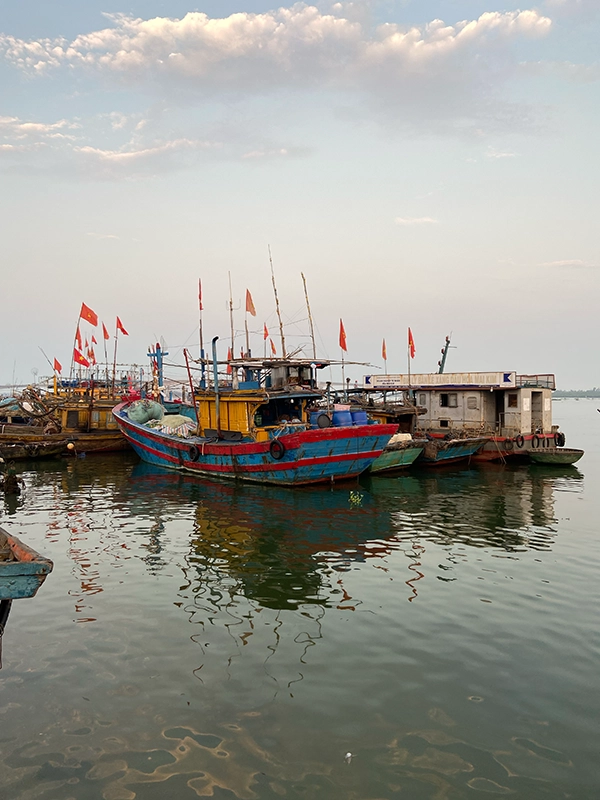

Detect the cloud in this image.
[0,115,80,149]
[0,6,552,133]
[395,216,438,226]
[486,147,517,158]
[520,60,600,83]
[540,259,599,269]
[86,232,120,240]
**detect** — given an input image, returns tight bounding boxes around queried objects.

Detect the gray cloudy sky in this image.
[1,0,598,388]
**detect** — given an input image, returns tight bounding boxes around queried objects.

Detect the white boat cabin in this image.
[362,372,556,436]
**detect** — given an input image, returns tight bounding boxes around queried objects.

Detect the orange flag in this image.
[76,327,82,349]
[226,346,232,374]
[245,289,256,317]
[263,323,269,341]
[270,338,276,356]
[73,348,90,368]
[80,302,98,326]
[116,317,128,335]
[102,322,110,340]
[53,358,62,374]
[198,279,203,311]
[85,338,89,349]
[408,327,416,359]
[382,338,387,360]
[91,335,97,344]
[339,319,347,352]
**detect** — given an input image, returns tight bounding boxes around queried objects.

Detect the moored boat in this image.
[0,527,54,600]
[368,434,424,474]
[417,434,489,465]
[113,386,397,486]
[529,448,584,465]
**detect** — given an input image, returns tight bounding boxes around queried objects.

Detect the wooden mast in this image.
[268,245,287,358]
[301,272,317,360]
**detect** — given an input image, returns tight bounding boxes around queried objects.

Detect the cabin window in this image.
[440,393,457,408]
[440,419,450,427]
[507,394,518,409]
[66,410,79,428]
[419,394,427,406]
[467,397,478,410]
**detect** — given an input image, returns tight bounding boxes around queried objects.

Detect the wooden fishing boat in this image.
[0,527,54,600]
[416,435,489,466]
[113,390,398,486]
[368,435,424,474]
[529,448,584,465]
[0,439,70,460]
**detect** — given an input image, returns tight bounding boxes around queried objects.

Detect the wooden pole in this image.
[198,279,205,385]
[184,348,199,433]
[268,245,287,358]
[301,272,317,360]
[228,272,235,355]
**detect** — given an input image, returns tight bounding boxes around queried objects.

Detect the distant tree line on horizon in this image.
[553,389,600,398]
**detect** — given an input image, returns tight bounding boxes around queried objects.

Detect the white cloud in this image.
[395,216,438,226]
[0,6,552,133]
[86,232,119,240]
[486,147,517,158]
[540,259,599,269]
[0,115,80,147]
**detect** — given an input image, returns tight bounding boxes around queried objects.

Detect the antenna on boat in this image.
[301,272,317,360]
[437,334,453,374]
[268,245,287,358]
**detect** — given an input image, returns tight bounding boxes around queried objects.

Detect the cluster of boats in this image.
[0,349,584,488]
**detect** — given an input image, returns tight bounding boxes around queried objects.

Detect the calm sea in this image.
[1,400,599,799]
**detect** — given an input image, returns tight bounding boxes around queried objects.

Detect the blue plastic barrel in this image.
[351,409,368,426]
[332,410,353,427]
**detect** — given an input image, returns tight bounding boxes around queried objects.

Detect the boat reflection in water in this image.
[129,460,582,621]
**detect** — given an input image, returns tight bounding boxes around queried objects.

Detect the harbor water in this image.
[1,400,599,799]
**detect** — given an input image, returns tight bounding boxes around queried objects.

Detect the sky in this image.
[1,0,599,389]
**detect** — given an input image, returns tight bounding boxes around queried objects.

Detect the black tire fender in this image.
[504,438,514,451]
[188,444,200,462]
[316,413,331,428]
[555,431,566,447]
[532,435,540,449]
[515,434,525,449]
[269,438,286,460]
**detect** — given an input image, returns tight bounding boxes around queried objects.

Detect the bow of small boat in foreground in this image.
[0,528,54,600]
[113,401,397,486]
[529,448,584,466]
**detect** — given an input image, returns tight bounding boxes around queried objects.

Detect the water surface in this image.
[1,400,598,799]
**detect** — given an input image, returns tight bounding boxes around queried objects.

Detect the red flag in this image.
[270,338,276,356]
[382,338,387,361]
[226,346,232,374]
[245,289,256,317]
[198,279,203,311]
[116,316,129,335]
[102,322,110,341]
[263,323,269,341]
[73,348,90,368]
[408,327,416,359]
[85,338,89,349]
[76,327,82,349]
[91,335,97,344]
[53,358,62,374]
[90,348,96,365]
[339,319,347,352]
[80,302,98,326]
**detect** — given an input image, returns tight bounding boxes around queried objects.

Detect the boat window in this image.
[440,419,449,427]
[467,396,478,410]
[507,393,518,409]
[440,393,457,408]
[254,398,304,427]
[66,410,79,428]
[419,394,427,406]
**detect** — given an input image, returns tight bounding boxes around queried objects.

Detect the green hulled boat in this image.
[369,435,424,475]
[529,448,584,465]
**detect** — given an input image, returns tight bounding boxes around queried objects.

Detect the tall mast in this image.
[268,245,287,358]
[437,334,452,374]
[198,279,205,385]
[228,271,235,354]
[301,272,317,360]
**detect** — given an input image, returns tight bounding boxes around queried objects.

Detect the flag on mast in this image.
[270,338,276,355]
[53,358,62,374]
[226,346,232,374]
[116,317,128,335]
[102,323,110,340]
[263,322,269,340]
[73,348,90,368]
[339,319,347,352]
[245,290,256,316]
[382,338,387,361]
[408,327,416,359]
[91,335,97,344]
[198,279,203,311]
[76,327,82,349]
[80,302,98,326]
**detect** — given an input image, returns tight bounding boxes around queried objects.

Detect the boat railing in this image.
[515,374,556,389]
